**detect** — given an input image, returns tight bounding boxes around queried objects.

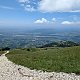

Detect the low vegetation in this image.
[0,47,10,51]
[40,41,80,48]
[0,51,4,55]
[6,46,80,74]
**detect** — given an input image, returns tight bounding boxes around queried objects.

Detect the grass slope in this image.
[0,51,4,55]
[6,46,80,74]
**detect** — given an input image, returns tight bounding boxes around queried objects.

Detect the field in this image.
[0,51,4,55]
[6,46,80,74]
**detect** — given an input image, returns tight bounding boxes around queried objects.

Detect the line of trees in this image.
[40,41,80,48]
[0,47,10,51]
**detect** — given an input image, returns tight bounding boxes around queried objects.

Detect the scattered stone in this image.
[0,52,80,80]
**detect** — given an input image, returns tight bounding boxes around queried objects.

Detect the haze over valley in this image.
[0,25,80,48]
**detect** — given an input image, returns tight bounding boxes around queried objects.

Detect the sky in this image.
[0,0,80,27]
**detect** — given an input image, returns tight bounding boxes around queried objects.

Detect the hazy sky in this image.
[0,0,80,26]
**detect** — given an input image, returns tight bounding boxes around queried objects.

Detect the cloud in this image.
[61,21,80,24]
[0,5,14,10]
[52,18,56,21]
[24,5,36,11]
[61,21,74,24]
[38,0,80,12]
[18,0,36,12]
[18,0,80,12]
[34,18,49,24]
[18,0,29,3]
[34,17,57,24]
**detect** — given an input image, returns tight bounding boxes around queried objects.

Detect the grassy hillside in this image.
[0,51,4,55]
[6,46,80,74]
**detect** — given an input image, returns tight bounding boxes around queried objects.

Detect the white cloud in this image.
[52,18,56,21]
[34,18,49,24]
[38,0,80,12]
[18,0,36,11]
[61,21,74,24]
[18,0,80,12]
[18,0,29,3]
[25,5,36,12]
[34,17,57,24]
[0,5,14,10]
[61,21,80,25]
